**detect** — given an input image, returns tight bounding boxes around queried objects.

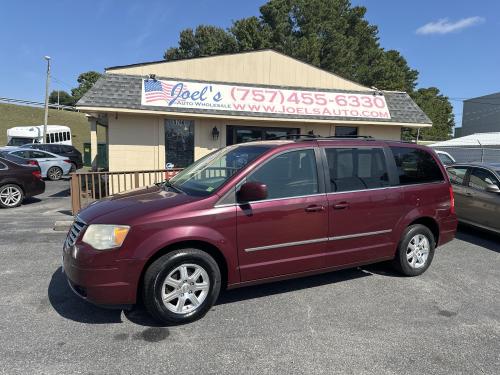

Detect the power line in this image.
[52,76,74,90]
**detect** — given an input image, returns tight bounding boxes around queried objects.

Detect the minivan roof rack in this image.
[264,134,374,141]
[241,134,384,143]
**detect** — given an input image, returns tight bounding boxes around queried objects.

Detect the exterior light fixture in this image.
[211,126,220,140]
[370,86,384,96]
[148,74,156,80]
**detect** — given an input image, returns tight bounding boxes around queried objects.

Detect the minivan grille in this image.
[66,216,86,247]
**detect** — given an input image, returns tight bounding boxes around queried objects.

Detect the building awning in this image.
[77,73,432,127]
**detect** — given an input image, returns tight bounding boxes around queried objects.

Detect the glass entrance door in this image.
[226,125,300,145]
[165,119,194,168]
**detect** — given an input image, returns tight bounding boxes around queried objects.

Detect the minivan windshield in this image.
[169,144,272,196]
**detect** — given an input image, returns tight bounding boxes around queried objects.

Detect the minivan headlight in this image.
[82,224,130,250]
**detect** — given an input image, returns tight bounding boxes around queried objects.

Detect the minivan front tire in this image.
[394,224,435,276]
[143,249,221,324]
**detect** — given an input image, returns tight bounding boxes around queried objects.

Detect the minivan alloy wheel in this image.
[406,234,430,269]
[161,263,210,314]
[0,185,23,208]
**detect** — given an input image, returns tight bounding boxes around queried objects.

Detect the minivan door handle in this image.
[333,201,349,209]
[305,205,325,212]
[465,192,473,197]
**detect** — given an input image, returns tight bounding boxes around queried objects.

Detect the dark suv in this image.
[63,138,457,323]
[22,143,83,171]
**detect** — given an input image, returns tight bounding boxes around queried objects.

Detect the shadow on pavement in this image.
[48,267,123,324]
[57,210,73,216]
[22,197,42,205]
[217,267,371,305]
[48,267,177,327]
[49,265,374,327]
[456,223,500,253]
[49,188,70,198]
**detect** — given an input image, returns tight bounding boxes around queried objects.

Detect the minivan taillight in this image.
[449,185,455,214]
[32,170,42,179]
[27,160,39,167]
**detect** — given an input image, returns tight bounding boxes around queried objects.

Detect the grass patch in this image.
[0,103,94,152]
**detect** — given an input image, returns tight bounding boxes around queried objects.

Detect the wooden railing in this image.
[70,168,183,214]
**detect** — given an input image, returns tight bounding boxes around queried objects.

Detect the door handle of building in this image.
[333,201,349,209]
[305,205,325,212]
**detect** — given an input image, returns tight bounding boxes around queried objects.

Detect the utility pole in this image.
[43,56,51,142]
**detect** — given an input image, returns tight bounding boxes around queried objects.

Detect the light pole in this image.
[43,56,51,142]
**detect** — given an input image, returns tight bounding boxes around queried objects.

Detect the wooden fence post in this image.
[70,173,81,215]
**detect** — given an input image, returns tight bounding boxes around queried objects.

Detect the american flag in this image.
[144,80,185,103]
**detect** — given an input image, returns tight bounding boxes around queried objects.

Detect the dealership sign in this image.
[142,79,391,119]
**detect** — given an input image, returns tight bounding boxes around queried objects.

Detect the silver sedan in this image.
[1,148,72,181]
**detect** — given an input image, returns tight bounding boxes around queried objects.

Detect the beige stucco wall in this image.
[106,113,403,172]
[108,113,165,172]
[106,50,370,92]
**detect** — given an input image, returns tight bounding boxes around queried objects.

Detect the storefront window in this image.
[227,125,300,145]
[165,119,194,168]
[335,126,358,137]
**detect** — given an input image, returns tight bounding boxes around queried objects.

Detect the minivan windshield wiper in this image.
[156,180,184,194]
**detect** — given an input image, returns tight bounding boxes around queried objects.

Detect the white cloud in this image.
[416,16,485,35]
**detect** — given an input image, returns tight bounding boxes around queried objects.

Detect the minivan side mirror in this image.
[485,184,500,193]
[237,181,268,203]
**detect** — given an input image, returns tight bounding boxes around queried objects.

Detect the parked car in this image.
[21,143,83,171]
[63,138,457,324]
[435,150,456,165]
[446,162,500,233]
[1,148,72,181]
[0,156,45,208]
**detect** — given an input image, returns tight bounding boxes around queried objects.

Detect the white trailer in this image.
[6,125,72,146]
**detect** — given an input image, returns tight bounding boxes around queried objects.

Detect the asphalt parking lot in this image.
[0,181,499,374]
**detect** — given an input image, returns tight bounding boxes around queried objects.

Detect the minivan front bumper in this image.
[62,244,143,306]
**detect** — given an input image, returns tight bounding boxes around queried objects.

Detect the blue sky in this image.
[1,0,499,127]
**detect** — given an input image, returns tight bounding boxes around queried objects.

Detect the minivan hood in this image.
[78,185,199,223]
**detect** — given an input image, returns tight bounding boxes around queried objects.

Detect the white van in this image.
[6,125,72,147]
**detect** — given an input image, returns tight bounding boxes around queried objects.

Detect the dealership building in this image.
[77,49,432,171]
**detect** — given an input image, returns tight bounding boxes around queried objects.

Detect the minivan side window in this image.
[325,148,389,192]
[247,149,318,199]
[390,147,444,185]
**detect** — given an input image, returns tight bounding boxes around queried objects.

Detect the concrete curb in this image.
[53,221,73,232]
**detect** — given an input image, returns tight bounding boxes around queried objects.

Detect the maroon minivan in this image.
[63,138,457,323]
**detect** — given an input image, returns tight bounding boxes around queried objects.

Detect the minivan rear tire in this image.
[393,224,435,276]
[143,249,221,324]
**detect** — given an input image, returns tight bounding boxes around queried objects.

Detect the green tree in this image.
[71,71,102,103]
[164,0,453,135]
[164,25,238,60]
[410,88,455,141]
[49,90,75,106]
[164,0,418,92]
[230,17,271,51]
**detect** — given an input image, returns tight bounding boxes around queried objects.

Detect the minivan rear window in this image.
[390,147,444,185]
[325,148,389,192]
